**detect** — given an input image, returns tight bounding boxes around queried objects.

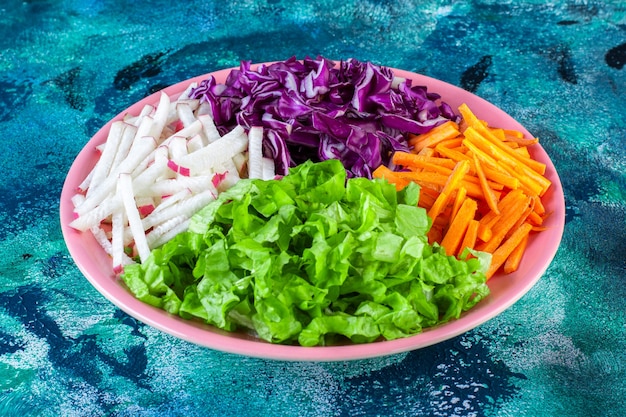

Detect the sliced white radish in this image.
[136,196,156,216]
[176,101,197,128]
[141,187,217,231]
[146,214,188,249]
[150,189,191,215]
[109,123,138,177]
[135,115,155,141]
[198,113,221,143]
[70,194,122,231]
[262,157,276,180]
[160,119,203,148]
[213,170,241,192]
[149,92,171,140]
[118,173,151,263]
[70,83,263,274]
[232,152,247,175]
[247,126,264,179]
[168,136,189,161]
[89,121,125,191]
[178,82,197,100]
[187,134,204,153]
[124,103,154,126]
[148,219,190,250]
[75,135,157,216]
[132,146,169,191]
[176,125,248,175]
[110,208,129,272]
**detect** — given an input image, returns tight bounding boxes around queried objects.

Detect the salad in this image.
[68,56,551,346]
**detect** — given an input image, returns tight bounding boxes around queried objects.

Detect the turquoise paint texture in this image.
[1,1,625,416]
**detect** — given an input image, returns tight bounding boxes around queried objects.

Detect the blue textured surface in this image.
[1,1,625,416]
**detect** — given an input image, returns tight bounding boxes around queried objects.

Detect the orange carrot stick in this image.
[486,222,533,279]
[477,193,531,253]
[472,153,500,215]
[408,120,460,152]
[504,233,530,274]
[428,160,470,221]
[440,197,478,256]
[459,104,547,175]
[372,165,410,191]
[460,219,480,254]
[451,186,468,221]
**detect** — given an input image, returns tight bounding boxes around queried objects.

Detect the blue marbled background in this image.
[1,1,625,416]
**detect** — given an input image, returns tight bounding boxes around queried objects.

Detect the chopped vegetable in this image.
[188,56,459,178]
[121,159,490,346]
[68,60,552,347]
[385,103,552,278]
[69,90,275,272]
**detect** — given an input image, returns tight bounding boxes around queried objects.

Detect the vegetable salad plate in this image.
[60,59,565,361]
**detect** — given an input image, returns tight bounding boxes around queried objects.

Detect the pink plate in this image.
[60,63,565,361]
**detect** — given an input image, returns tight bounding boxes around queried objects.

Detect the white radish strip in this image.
[391,76,406,89]
[140,175,214,197]
[77,168,93,193]
[168,136,189,161]
[142,187,217,231]
[178,82,197,100]
[214,170,241,192]
[148,219,190,249]
[166,100,193,126]
[75,136,157,217]
[111,209,127,272]
[136,196,156,216]
[196,101,212,116]
[150,189,191,215]
[215,157,241,180]
[176,101,197,128]
[232,152,247,175]
[198,114,221,143]
[149,92,171,141]
[118,173,151,263]
[71,193,86,208]
[108,123,138,177]
[124,104,154,126]
[247,126,264,179]
[131,150,157,179]
[146,214,189,249]
[187,134,204,153]
[160,119,203,148]
[90,225,113,255]
[176,125,248,175]
[132,146,169,191]
[135,115,155,142]
[70,194,122,231]
[262,157,276,180]
[88,121,125,194]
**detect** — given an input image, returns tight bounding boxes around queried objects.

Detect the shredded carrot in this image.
[372,165,411,191]
[477,193,531,253]
[377,102,552,278]
[440,198,478,256]
[428,160,470,221]
[451,186,468,221]
[472,153,500,215]
[408,120,460,152]
[460,219,480,254]
[486,222,533,279]
[504,232,530,274]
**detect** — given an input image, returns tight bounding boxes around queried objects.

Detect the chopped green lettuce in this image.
[121,159,490,346]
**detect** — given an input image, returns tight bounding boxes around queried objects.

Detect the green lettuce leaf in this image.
[121,159,490,346]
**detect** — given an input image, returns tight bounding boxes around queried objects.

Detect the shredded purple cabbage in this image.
[189,56,459,178]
